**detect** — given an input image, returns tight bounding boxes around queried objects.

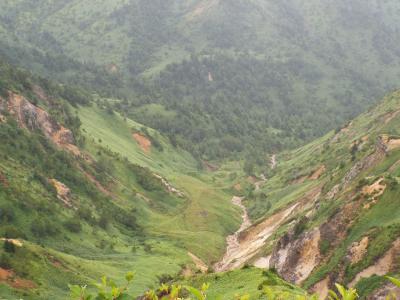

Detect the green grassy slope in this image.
[240,90,400,297]
[0,60,241,299]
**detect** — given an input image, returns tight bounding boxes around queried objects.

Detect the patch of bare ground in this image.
[5,91,82,156]
[154,174,185,197]
[381,134,400,151]
[253,255,271,269]
[0,238,23,247]
[271,228,321,284]
[312,276,330,300]
[309,165,326,180]
[367,282,400,300]
[347,236,369,265]
[0,171,9,188]
[214,197,298,272]
[0,268,37,290]
[349,239,400,287]
[188,252,208,273]
[133,133,151,153]
[327,137,387,200]
[362,178,386,209]
[185,0,219,21]
[49,179,74,207]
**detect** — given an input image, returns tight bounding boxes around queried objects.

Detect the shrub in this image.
[3,240,15,253]
[0,205,15,223]
[64,219,82,233]
[31,218,58,237]
[0,253,12,269]
[319,239,331,255]
[2,225,25,239]
[293,216,308,238]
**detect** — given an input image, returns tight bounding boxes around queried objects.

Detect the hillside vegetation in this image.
[1,1,400,161]
[0,59,242,299]
[225,90,400,298]
[1,1,400,299]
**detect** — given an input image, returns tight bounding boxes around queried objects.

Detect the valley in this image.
[1,1,400,299]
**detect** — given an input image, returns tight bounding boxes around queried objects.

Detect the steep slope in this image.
[2,1,400,161]
[0,59,241,299]
[219,90,400,298]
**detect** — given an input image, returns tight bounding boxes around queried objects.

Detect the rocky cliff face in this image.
[252,94,400,298]
[270,228,321,284]
[0,91,80,155]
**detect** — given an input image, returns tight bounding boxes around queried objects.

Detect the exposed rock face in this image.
[49,179,73,208]
[349,239,400,288]
[380,134,400,151]
[367,283,400,300]
[215,202,298,272]
[347,236,369,265]
[312,276,330,300]
[270,228,321,284]
[327,137,386,200]
[153,174,185,197]
[2,91,80,155]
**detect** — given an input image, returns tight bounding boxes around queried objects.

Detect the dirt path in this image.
[214,199,298,272]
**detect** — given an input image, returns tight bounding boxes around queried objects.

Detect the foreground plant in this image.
[70,274,400,300]
[328,284,358,300]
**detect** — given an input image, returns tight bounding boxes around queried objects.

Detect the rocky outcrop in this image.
[349,239,400,288]
[215,202,298,272]
[270,228,321,284]
[367,283,400,300]
[49,179,73,208]
[380,134,400,151]
[347,236,369,265]
[1,91,80,155]
[327,137,386,200]
[153,174,185,197]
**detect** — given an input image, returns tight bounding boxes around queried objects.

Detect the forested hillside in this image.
[2,1,400,299]
[0,59,242,298]
[1,0,400,162]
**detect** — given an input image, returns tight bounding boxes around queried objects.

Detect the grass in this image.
[182,268,306,299]
[78,104,241,262]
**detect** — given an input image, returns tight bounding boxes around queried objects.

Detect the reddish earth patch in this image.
[12,278,37,289]
[0,171,9,187]
[81,169,115,199]
[133,133,151,153]
[0,268,13,281]
[0,268,37,290]
[309,165,326,180]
